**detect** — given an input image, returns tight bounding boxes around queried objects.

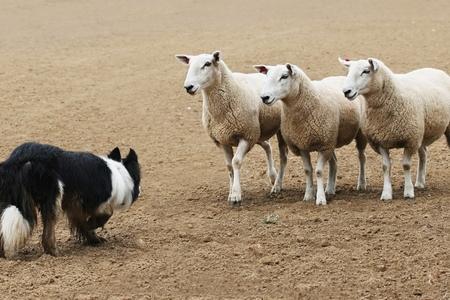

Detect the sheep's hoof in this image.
[316,197,327,206]
[268,172,278,185]
[380,192,392,201]
[228,194,242,207]
[303,192,315,202]
[404,191,415,199]
[414,182,425,189]
[325,187,335,196]
[270,184,282,195]
[357,182,367,191]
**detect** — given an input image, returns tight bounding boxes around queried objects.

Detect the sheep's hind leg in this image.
[326,151,337,196]
[300,151,315,202]
[379,147,393,200]
[271,131,288,194]
[356,130,368,191]
[258,141,278,185]
[415,146,427,189]
[222,145,234,199]
[403,148,415,199]
[316,151,333,205]
[229,139,250,206]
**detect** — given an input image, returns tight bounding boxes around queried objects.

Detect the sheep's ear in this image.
[368,58,379,72]
[254,65,269,75]
[212,51,221,63]
[338,57,351,68]
[108,147,121,162]
[286,63,295,76]
[175,55,191,64]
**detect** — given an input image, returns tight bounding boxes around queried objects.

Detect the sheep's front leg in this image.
[222,145,234,198]
[379,147,392,200]
[300,150,314,202]
[229,139,250,206]
[326,151,337,195]
[316,151,332,205]
[258,141,278,185]
[271,131,288,195]
[415,146,427,189]
[403,148,415,199]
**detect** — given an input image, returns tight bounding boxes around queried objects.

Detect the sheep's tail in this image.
[0,205,32,258]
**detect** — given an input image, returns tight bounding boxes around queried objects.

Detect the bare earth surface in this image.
[0,0,449,299]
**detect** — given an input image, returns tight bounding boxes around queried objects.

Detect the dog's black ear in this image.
[108,147,121,162]
[125,148,138,163]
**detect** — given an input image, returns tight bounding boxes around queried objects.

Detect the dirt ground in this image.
[0,0,449,299]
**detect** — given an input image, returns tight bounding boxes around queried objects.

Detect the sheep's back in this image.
[394,69,450,146]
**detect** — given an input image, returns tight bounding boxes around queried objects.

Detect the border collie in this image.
[0,142,141,259]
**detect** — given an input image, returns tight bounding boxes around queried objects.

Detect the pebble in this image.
[320,241,331,247]
[376,264,387,272]
[202,236,213,243]
[260,255,280,265]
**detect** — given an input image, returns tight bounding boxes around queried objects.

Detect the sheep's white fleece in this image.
[360,60,450,152]
[280,71,364,155]
[201,62,282,148]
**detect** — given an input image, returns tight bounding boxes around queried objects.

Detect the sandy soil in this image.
[0,0,449,299]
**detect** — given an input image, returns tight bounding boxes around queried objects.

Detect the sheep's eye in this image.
[280,74,289,80]
[203,61,212,68]
[361,69,370,75]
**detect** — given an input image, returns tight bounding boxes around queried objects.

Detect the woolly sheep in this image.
[254,63,367,205]
[175,51,288,205]
[339,57,450,200]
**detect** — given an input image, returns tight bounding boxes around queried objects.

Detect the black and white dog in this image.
[0,142,141,258]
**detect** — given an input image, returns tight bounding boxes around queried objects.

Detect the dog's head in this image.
[108,147,141,203]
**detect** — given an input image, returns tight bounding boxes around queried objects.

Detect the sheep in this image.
[175,51,288,205]
[339,57,450,200]
[254,63,367,205]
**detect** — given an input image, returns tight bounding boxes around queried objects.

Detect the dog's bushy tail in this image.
[1,205,32,258]
[0,157,62,259]
[0,163,36,259]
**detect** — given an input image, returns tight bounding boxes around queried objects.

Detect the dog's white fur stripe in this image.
[98,157,134,214]
[56,180,64,214]
[1,206,31,258]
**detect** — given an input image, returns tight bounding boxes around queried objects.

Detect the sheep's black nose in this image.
[185,85,194,92]
[343,89,352,97]
[261,96,270,103]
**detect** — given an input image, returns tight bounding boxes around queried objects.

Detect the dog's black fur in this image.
[0,142,140,257]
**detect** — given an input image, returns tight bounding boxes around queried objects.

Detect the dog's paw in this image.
[43,247,59,257]
[86,235,107,246]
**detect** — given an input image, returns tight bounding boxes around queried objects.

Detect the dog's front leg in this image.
[86,213,112,230]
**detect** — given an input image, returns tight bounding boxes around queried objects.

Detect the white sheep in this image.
[175,51,288,205]
[339,57,450,200]
[254,63,367,205]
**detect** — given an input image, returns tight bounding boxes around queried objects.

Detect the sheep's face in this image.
[175,52,221,95]
[255,64,300,105]
[340,58,379,100]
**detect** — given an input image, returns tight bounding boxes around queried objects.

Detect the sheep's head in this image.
[339,57,380,100]
[255,63,301,105]
[175,51,221,95]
